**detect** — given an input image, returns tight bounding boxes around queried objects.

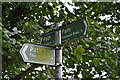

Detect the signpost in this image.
[20,17,89,79]
[39,18,88,45]
[20,43,55,65]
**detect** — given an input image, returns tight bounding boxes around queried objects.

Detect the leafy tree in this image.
[2,2,120,79]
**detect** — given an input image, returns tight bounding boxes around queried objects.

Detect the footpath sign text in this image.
[20,43,55,65]
[61,18,88,44]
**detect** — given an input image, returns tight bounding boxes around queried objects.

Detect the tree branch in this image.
[82,55,117,60]
[80,2,96,15]
[11,64,39,80]
[91,2,114,18]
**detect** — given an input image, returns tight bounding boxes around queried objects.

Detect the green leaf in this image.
[74,46,85,60]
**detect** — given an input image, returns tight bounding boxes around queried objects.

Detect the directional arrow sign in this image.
[20,43,55,65]
[39,31,55,45]
[60,18,88,44]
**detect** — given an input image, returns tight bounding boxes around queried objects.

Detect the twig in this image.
[11,64,39,80]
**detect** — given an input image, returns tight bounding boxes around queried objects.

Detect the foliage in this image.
[2,2,120,79]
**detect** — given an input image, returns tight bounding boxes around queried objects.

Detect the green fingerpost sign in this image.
[39,31,55,45]
[61,18,88,44]
[20,43,55,65]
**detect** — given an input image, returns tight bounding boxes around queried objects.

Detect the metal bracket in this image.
[54,27,60,30]
[55,46,62,50]
[56,63,62,66]
[50,63,62,67]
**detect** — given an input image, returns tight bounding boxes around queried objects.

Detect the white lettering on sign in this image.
[62,27,71,34]
[62,30,80,40]
[30,46,33,52]
[30,52,36,57]
[45,42,52,45]
[29,46,39,57]
[30,46,37,52]
[81,30,83,33]
[73,31,79,35]
[33,47,39,52]
[62,33,72,39]
[39,38,43,44]
[43,36,51,42]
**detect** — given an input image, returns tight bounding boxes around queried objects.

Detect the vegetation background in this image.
[2,1,120,79]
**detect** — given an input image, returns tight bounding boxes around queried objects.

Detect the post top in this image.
[55,23,62,28]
